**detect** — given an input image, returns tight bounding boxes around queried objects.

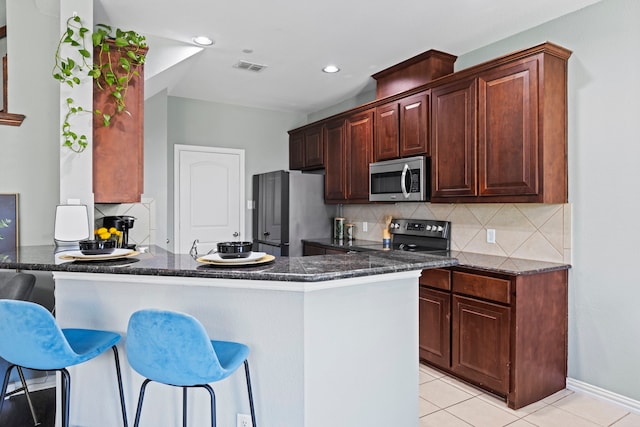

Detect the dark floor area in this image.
[0,387,55,427]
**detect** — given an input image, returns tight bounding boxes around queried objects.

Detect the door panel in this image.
[419,287,451,369]
[175,145,244,253]
[452,295,510,394]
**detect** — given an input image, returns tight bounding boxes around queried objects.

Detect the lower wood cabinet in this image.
[419,287,450,368]
[302,242,349,256]
[419,266,568,409]
[452,295,510,394]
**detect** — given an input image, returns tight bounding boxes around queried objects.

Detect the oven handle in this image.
[401,164,411,198]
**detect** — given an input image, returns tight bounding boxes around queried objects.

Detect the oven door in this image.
[369,156,429,202]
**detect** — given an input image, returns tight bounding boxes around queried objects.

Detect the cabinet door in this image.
[478,58,539,196]
[452,295,510,394]
[419,287,451,369]
[304,126,324,168]
[289,131,305,170]
[345,110,374,202]
[374,102,399,161]
[303,243,326,256]
[400,91,429,157]
[431,79,477,198]
[93,45,145,203]
[324,119,347,202]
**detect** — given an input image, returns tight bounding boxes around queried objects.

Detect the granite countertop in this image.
[0,245,458,282]
[302,239,571,275]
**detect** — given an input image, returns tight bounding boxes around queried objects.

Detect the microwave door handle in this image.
[401,164,411,198]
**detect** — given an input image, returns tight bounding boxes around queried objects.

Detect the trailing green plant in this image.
[52,15,147,152]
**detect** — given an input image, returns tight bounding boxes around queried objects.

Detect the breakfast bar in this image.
[0,246,458,427]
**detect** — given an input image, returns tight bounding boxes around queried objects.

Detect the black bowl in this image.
[79,239,116,255]
[217,241,253,259]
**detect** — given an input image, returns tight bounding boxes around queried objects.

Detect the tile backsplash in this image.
[94,198,156,248]
[342,203,572,264]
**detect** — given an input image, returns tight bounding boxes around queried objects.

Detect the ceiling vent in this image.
[233,60,267,73]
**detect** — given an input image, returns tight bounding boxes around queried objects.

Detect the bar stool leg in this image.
[244,361,257,427]
[183,387,188,427]
[133,379,152,427]
[111,346,128,427]
[200,384,216,427]
[60,369,71,427]
[16,367,40,426]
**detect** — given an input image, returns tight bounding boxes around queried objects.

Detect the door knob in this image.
[233,232,239,237]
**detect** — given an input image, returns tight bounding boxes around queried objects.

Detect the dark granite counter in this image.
[0,245,458,282]
[302,239,571,275]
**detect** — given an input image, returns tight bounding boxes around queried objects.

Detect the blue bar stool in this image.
[0,300,128,427]
[126,309,257,427]
[0,272,38,425]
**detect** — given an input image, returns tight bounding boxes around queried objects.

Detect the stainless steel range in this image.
[389,218,451,255]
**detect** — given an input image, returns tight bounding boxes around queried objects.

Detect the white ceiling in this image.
[95,0,601,115]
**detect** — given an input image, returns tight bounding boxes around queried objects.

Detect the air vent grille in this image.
[233,60,267,72]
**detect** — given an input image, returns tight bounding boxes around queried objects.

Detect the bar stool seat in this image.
[126,309,257,427]
[0,300,128,427]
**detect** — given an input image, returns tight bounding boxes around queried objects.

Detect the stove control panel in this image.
[389,218,450,238]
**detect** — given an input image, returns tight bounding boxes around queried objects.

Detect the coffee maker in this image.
[101,216,136,250]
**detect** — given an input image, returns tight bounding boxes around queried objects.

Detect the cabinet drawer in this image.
[419,268,451,291]
[452,271,511,304]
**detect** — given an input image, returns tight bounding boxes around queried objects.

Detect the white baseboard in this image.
[567,377,640,414]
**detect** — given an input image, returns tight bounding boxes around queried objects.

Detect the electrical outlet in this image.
[486,229,496,244]
[237,413,252,427]
[362,221,368,232]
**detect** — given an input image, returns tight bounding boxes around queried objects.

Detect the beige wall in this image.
[342,203,571,263]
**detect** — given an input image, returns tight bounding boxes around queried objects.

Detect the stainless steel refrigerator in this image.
[252,170,332,257]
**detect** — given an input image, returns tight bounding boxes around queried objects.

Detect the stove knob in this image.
[437,226,444,232]
[425,225,432,231]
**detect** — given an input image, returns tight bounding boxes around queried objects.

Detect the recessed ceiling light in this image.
[322,65,340,73]
[192,36,214,46]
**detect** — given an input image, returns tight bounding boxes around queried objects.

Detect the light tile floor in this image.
[419,364,640,427]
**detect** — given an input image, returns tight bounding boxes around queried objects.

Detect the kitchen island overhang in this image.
[2,246,458,427]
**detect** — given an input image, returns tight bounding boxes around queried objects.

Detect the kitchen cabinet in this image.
[431,79,477,198]
[419,266,568,409]
[302,241,349,255]
[289,131,304,170]
[324,118,348,202]
[323,111,374,204]
[345,110,374,202]
[288,125,324,170]
[374,91,429,161]
[430,44,571,203]
[288,42,570,205]
[93,43,146,203]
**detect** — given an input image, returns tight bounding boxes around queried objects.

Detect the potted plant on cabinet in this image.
[53,15,148,203]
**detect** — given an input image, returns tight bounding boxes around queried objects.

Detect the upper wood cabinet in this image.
[322,110,374,204]
[288,125,324,170]
[431,44,571,203]
[324,118,348,202]
[345,110,374,202]
[431,78,477,198]
[289,130,305,170]
[288,42,571,204]
[478,58,539,197]
[374,91,430,161]
[93,43,147,203]
[374,101,400,161]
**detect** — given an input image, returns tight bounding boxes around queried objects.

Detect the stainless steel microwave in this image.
[369,156,430,202]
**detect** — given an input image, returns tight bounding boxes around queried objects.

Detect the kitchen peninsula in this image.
[0,245,458,427]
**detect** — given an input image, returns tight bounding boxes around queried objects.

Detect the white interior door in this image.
[174,145,245,254]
